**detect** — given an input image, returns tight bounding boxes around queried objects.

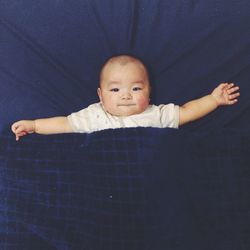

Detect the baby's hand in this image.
[211,83,240,106]
[11,120,36,141]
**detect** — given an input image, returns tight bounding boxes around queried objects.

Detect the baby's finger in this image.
[16,131,27,140]
[219,83,229,89]
[14,126,25,134]
[11,123,19,132]
[220,83,234,92]
[227,86,239,94]
[222,82,233,90]
[228,99,238,105]
[229,92,240,100]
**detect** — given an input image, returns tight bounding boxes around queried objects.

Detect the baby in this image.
[12,55,240,141]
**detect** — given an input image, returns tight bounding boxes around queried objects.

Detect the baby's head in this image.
[98,55,151,117]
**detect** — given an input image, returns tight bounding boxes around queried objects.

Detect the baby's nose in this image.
[121,92,132,99]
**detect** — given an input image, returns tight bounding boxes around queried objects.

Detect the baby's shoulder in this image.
[148,103,177,110]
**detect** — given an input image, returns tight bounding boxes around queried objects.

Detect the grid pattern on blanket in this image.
[0,128,250,250]
[0,129,163,250]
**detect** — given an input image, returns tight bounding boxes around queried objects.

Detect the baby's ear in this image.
[97,88,102,102]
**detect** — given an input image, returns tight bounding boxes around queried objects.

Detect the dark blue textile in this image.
[1,0,250,131]
[0,128,249,249]
[1,0,250,249]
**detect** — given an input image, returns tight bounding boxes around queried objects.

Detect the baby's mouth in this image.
[117,104,136,106]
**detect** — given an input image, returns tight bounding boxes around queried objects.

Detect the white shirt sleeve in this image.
[67,103,105,133]
[158,104,179,128]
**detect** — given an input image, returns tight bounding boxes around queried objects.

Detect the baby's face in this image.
[98,62,150,117]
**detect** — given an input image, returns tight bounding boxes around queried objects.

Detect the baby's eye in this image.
[132,87,142,91]
[110,88,119,92]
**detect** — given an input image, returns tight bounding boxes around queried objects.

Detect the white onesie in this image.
[67,102,179,133]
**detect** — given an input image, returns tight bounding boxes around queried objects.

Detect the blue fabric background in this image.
[0,0,250,249]
[1,0,250,131]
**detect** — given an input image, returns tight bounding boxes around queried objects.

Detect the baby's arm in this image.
[179,83,240,126]
[11,116,73,141]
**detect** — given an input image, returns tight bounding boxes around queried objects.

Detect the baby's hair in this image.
[99,55,150,86]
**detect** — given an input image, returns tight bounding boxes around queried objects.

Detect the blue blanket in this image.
[0,128,249,249]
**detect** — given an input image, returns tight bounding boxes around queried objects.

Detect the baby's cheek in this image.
[137,97,150,110]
